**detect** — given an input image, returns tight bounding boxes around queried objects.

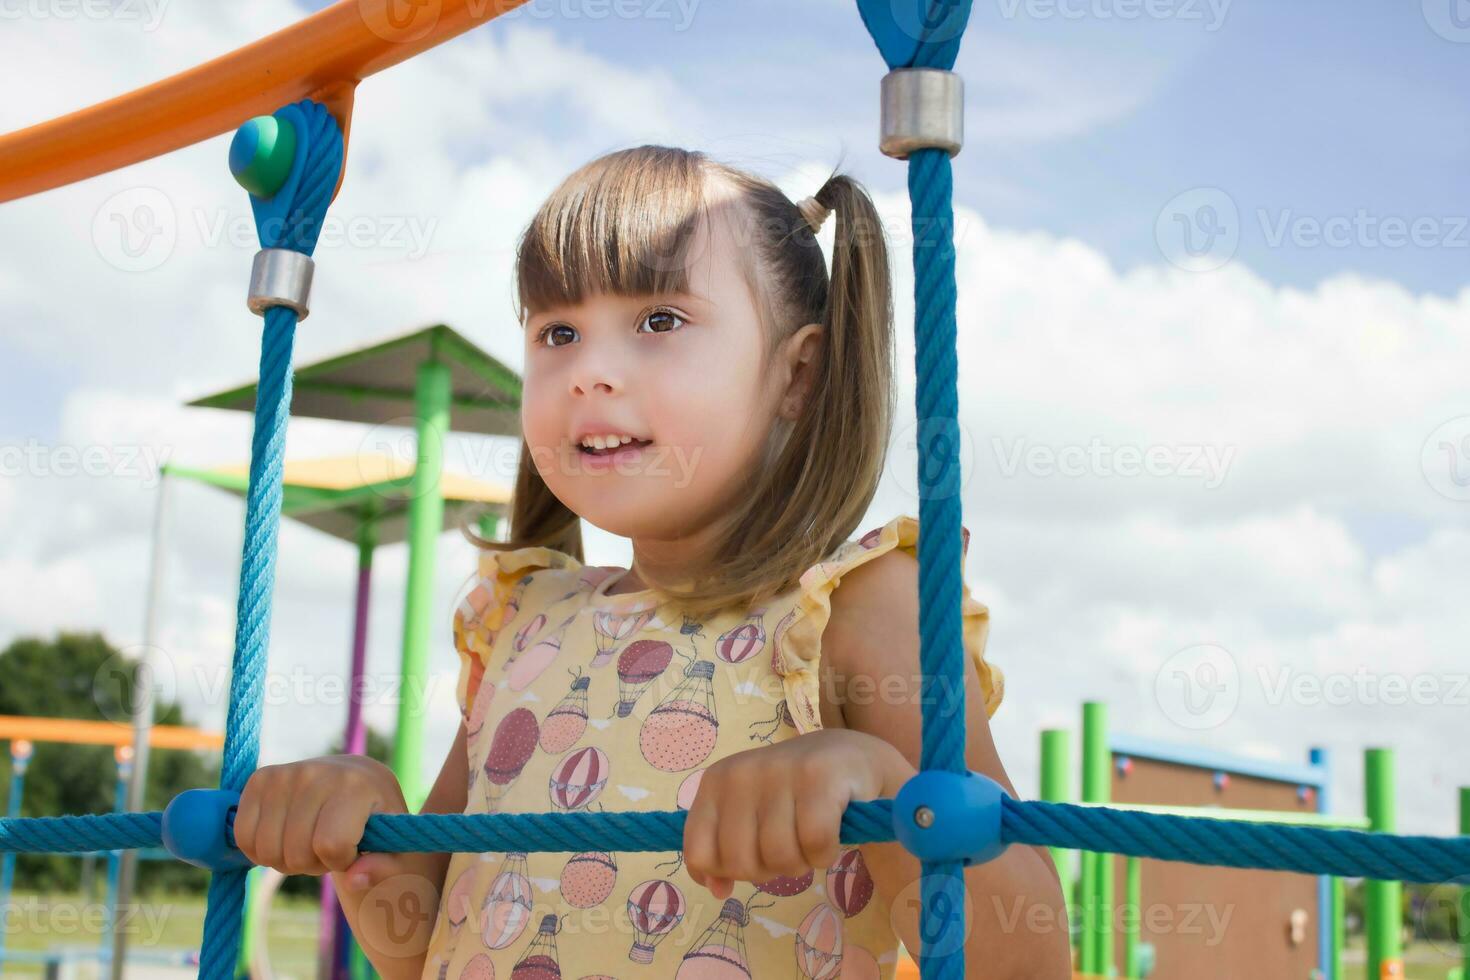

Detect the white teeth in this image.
[581,434,639,450]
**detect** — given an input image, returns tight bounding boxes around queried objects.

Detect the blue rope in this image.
[195,99,341,980]
[7,798,1470,885]
[856,0,976,974]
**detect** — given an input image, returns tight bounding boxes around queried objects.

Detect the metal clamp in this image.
[880,68,964,160]
[247,247,314,319]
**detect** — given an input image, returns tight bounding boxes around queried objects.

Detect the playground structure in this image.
[0,716,221,976]
[1037,703,1436,979]
[3,2,1470,980]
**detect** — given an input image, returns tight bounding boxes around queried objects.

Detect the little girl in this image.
[233,146,1070,979]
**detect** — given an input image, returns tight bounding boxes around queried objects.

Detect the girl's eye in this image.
[639,308,687,335]
[536,323,577,348]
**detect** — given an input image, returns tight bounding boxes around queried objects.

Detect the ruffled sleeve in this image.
[452,545,578,724]
[771,514,1004,736]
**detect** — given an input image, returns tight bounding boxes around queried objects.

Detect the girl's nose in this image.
[569,354,624,397]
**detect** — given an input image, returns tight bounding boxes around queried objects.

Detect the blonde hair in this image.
[469,145,895,621]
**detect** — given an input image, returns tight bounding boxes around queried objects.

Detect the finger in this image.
[755,787,805,880]
[312,795,367,874]
[682,782,721,889]
[794,790,842,873]
[248,771,291,870]
[232,771,266,865]
[285,789,334,876]
[343,853,403,890]
[715,786,760,885]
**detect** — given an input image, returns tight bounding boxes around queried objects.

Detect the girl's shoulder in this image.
[774,512,1002,733]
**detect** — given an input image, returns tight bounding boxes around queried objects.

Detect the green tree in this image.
[0,631,216,894]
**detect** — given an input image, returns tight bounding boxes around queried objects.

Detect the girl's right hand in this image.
[234,754,413,888]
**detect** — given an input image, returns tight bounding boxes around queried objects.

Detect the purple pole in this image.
[320,520,376,980]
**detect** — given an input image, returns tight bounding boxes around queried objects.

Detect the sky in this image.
[1,0,1468,856]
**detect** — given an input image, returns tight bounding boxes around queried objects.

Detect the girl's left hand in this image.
[681,728,910,900]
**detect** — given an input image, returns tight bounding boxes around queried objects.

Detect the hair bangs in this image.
[515,147,711,323]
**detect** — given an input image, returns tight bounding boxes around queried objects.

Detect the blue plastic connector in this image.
[161,789,252,871]
[892,769,1009,866]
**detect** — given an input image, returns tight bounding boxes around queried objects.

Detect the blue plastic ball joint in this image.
[162,788,253,871]
[893,769,1010,866]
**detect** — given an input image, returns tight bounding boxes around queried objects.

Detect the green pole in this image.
[1040,729,1075,913]
[1083,701,1113,977]
[478,510,501,542]
[236,866,259,977]
[391,358,451,812]
[1460,787,1470,980]
[1364,748,1401,980]
[1332,875,1344,980]
[1123,856,1140,978]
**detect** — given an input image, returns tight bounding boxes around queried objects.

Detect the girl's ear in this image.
[778,323,825,421]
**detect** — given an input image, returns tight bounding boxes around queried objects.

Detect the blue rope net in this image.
[3,5,1470,979]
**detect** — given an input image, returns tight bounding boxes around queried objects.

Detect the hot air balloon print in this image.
[540,674,591,753]
[654,769,706,876]
[558,851,617,909]
[675,897,753,979]
[748,699,795,744]
[756,868,814,898]
[615,639,673,718]
[715,613,765,665]
[837,945,880,979]
[510,913,563,980]
[590,609,654,668]
[513,613,547,655]
[795,902,844,979]
[460,953,496,980]
[679,613,706,641]
[509,621,571,692]
[466,677,497,739]
[482,708,539,809]
[480,853,534,950]
[639,661,719,772]
[548,746,610,811]
[626,878,686,964]
[825,849,874,917]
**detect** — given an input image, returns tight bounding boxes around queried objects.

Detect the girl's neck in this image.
[613,515,731,595]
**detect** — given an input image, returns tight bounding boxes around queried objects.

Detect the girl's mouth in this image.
[577,439,653,471]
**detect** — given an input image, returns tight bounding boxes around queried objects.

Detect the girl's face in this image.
[521,198,816,545]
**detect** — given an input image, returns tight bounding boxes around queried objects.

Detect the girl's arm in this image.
[820,549,1072,979]
[325,718,469,980]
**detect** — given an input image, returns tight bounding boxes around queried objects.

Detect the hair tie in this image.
[795,195,832,233]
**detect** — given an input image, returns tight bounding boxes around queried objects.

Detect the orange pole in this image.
[0,0,532,205]
[0,715,224,751]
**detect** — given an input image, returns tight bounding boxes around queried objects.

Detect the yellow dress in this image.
[421,514,1004,980]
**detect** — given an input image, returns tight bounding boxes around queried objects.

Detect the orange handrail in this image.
[0,0,532,205]
[0,715,224,751]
